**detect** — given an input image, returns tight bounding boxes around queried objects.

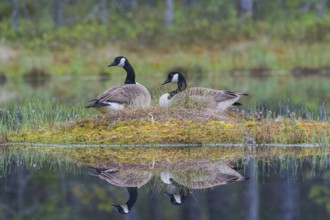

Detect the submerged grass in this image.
[5,107,330,145]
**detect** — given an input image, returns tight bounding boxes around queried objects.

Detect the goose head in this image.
[111,187,138,215]
[112,204,130,214]
[108,56,136,84]
[108,56,128,68]
[163,192,185,205]
[161,174,190,205]
[162,72,187,91]
[162,72,182,85]
[163,185,190,206]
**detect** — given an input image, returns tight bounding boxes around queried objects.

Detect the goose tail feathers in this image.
[232,102,242,106]
[85,101,111,108]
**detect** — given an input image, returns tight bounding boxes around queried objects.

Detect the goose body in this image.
[86,56,151,113]
[160,72,247,111]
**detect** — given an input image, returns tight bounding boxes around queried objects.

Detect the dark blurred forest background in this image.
[2,0,330,45]
[1,0,330,76]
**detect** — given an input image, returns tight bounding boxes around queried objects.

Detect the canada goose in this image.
[86,56,151,113]
[159,72,248,110]
[112,187,138,214]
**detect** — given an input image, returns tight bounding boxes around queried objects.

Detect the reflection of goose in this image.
[112,187,138,214]
[163,178,190,205]
[160,161,248,205]
[92,168,152,214]
[160,161,248,190]
[90,159,248,211]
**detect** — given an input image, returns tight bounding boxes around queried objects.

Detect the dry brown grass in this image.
[90,107,243,123]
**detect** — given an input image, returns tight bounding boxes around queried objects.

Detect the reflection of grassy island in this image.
[3,141,329,169]
[5,108,330,145]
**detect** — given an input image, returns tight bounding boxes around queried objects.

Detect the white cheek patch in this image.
[121,204,129,213]
[174,194,182,204]
[171,73,179,83]
[160,171,174,184]
[118,58,126,67]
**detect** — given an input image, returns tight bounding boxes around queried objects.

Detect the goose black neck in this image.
[123,62,136,84]
[168,76,187,99]
[168,90,178,99]
[126,187,138,209]
[177,75,187,92]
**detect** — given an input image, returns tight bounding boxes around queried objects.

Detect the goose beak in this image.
[108,61,116,67]
[161,78,171,85]
[163,192,172,199]
[111,204,120,211]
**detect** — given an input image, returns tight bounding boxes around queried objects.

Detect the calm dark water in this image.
[0,153,329,220]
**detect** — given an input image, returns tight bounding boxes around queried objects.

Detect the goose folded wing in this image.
[213,90,239,103]
[96,84,147,104]
[189,88,238,103]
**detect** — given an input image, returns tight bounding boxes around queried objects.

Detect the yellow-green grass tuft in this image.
[6,108,330,145]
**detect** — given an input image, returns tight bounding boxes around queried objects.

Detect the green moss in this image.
[6,110,330,145]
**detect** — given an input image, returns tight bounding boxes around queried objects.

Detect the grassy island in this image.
[4,108,329,146]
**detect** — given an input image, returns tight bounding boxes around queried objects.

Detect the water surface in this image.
[0,146,329,220]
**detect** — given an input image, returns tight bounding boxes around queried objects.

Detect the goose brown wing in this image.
[96,84,149,104]
[98,170,152,188]
[189,87,239,103]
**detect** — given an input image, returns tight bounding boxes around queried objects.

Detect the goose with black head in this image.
[159,72,248,111]
[86,56,151,113]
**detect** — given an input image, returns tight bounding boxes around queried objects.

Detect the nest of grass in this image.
[90,107,244,123]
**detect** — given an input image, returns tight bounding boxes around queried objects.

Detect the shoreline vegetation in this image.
[1,42,330,78]
[3,108,329,146]
[2,1,330,78]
